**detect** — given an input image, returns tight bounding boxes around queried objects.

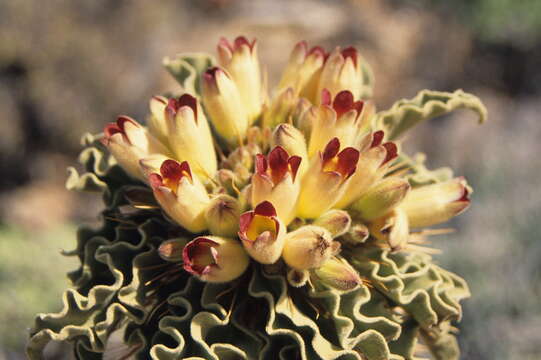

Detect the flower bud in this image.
[183,236,249,283]
[217,36,263,123]
[205,194,240,237]
[343,223,370,245]
[251,146,302,224]
[335,131,398,208]
[314,257,362,291]
[271,123,308,166]
[201,67,249,147]
[102,116,170,180]
[306,90,366,157]
[296,138,360,219]
[149,160,210,233]
[278,41,328,103]
[287,268,309,288]
[148,95,169,144]
[158,238,188,262]
[262,87,298,128]
[313,209,351,238]
[282,225,339,270]
[317,46,364,103]
[400,177,471,228]
[161,94,217,179]
[349,177,410,221]
[238,201,285,264]
[369,208,410,251]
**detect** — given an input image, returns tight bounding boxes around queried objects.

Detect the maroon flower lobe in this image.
[219,36,256,53]
[157,159,193,192]
[341,46,358,66]
[255,147,302,185]
[332,90,364,118]
[166,94,198,120]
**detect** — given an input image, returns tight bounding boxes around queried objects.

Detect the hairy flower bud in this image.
[238,201,285,264]
[202,67,248,147]
[251,146,302,224]
[313,209,352,238]
[158,238,188,262]
[369,208,410,251]
[158,94,217,179]
[349,177,410,221]
[217,36,263,123]
[205,194,241,237]
[317,46,364,103]
[343,223,370,245]
[183,236,249,283]
[282,225,339,270]
[103,116,170,180]
[400,177,471,228]
[149,160,210,233]
[314,257,362,291]
[278,41,327,103]
[297,138,360,219]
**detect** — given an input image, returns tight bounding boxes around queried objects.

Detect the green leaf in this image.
[376,89,487,140]
[163,53,216,95]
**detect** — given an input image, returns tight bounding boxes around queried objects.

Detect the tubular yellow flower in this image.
[183,236,249,283]
[281,225,339,270]
[306,89,366,157]
[217,36,263,123]
[400,177,471,228]
[349,177,410,221]
[335,131,398,208]
[296,138,360,219]
[153,94,218,179]
[238,201,285,264]
[278,41,328,103]
[102,116,171,180]
[317,46,364,103]
[251,146,302,225]
[201,67,248,147]
[149,160,209,233]
[148,95,170,145]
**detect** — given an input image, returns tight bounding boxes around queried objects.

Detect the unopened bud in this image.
[287,268,309,288]
[314,257,362,291]
[158,238,188,262]
[282,225,339,270]
[343,223,370,245]
[369,208,410,251]
[205,195,241,237]
[313,209,351,238]
[349,177,410,221]
[183,236,249,283]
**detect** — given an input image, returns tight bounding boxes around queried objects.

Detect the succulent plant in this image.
[27,36,487,360]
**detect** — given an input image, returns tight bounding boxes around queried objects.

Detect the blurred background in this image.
[0,0,540,359]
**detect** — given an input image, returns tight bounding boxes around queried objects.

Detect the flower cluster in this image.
[102,36,471,290]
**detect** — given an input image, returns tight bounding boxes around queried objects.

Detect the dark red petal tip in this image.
[104,123,122,138]
[254,201,277,218]
[268,146,289,183]
[288,156,302,182]
[382,143,398,165]
[341,46,358,66]
[336,147,360,178]
[322,138,341,163]
[371,130,385,148]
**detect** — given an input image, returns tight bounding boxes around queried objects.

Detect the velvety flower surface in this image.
[28,36,488,360]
